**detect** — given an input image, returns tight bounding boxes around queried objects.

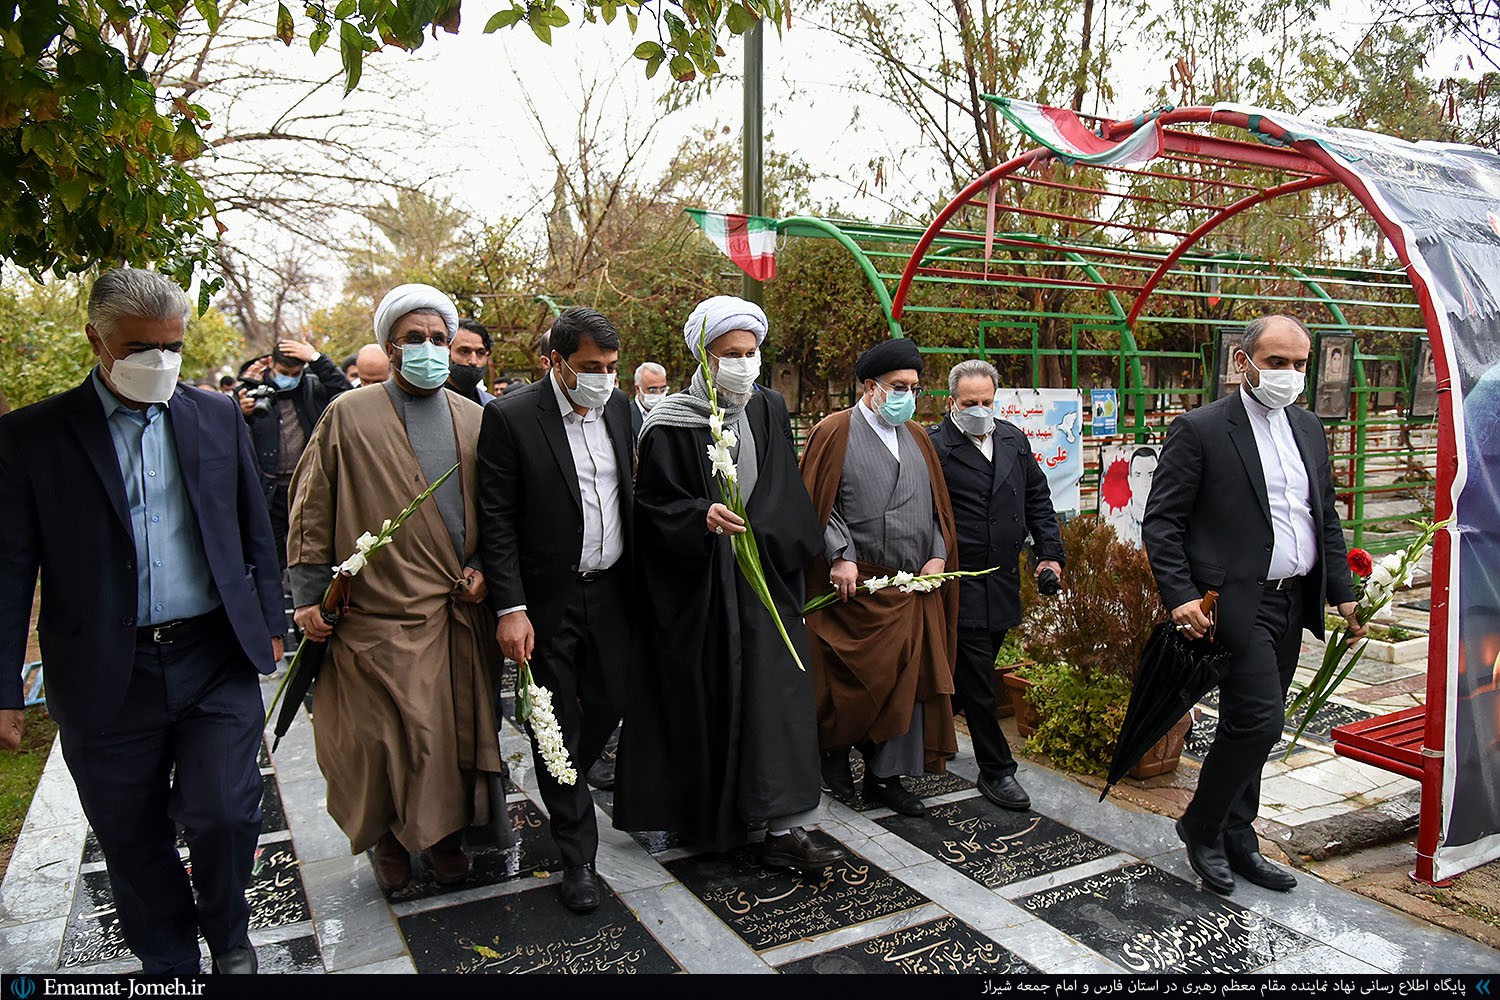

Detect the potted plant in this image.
[1005,516,1179,776]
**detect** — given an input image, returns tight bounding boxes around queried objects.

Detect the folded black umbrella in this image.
[270,574,351,752]
[1100,591,1229,801]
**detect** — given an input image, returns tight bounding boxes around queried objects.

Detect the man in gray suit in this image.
[801,339,960,818]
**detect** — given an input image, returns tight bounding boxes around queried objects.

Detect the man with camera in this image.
[929,359,1064,811]
[239,340,351,567]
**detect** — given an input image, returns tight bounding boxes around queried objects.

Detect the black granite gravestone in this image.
[382,798,562,903]
[665,831,928,951]
[778,915,1037,974]
[398,883,679,974]
[1019,862,1314,973]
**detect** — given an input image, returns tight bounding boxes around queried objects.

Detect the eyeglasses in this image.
[877,380,924,398]
[396,331,450,347]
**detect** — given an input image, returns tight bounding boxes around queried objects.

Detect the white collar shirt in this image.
[858,397,901,460]
[965,430,994,462]
[1241,388,1319,579]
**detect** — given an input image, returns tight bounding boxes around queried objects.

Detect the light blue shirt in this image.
[92,371,221,625]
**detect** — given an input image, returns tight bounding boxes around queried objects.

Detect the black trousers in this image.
[266,478,291,571]
[1181,585,1302,855]
[528,571,627,869]
[952,627,1019,780]
[59,616,264,974]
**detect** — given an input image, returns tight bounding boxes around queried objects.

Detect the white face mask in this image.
[1242,354,1305,409]
[639,389,666,411]
[561,359,615,409]
[952,403,995,437]
[713,355,761,395]
[102,345,182,404]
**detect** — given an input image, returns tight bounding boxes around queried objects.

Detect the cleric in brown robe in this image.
[800,337,960,817]
[286,283,503,893]
[614,297,846,873]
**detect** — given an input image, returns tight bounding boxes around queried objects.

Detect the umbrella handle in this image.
[1201,589,1219,640]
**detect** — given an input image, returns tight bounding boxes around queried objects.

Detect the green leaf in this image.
[275,3,295,45]
[483,8,524,32]
[309,22,331,53]
[547,6,570,27]
[626,7,638,31]
[645,54,663,78]
[601,1,617,25]
[339,21,364,94]
[193,0,221,33]
[527,5,552,44]
[669,54,696,81]
[633,40,663,60]
[334,0,356,18]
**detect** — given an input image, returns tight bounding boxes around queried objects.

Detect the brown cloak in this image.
[800,407,960,773]
[286,384,502,854]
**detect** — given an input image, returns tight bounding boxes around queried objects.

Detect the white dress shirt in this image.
[858,398,901,460]
[1241,388,1319,579]
[551,371,623,573]
[965,430,994,462]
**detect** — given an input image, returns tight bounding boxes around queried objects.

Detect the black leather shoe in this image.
[587,728,619,790]
[977,773,1031,811]
[1226,850,1297,891]
[1176,819,1235,895]
[758,828,847,874]
[212,943,257,975]
[820,749,856,801]
[560,864,601,913]
[864,775,926,817]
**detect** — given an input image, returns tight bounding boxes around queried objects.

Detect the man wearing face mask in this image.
[0,268,285,974]
[476,306,634,914]
[242,339,352,569]
[800,338,960,818]
[629,361,668,439]
[285,283,504,894]
[929,359,1064,811]
[1143,314,1364,896]
[615,296,846,872]
[447,318,496,406]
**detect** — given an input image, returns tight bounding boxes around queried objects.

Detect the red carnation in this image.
[1347,549,1374,576]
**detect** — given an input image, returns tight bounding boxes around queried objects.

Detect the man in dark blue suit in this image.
[930,358,1064,812]
[0,268,285,974]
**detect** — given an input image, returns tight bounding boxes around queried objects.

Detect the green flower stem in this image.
[803,566,1003,615]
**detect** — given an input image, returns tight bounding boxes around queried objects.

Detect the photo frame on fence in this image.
[1410,336,1439,418]
[1376,361,1400,409]
[1213,328,1245,400]
[1313,333,1356,419]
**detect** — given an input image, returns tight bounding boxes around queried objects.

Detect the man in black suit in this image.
[0,268,285,973]
[1143,314,1365,895]
[930,359,1064,811]
[477,307,633,914]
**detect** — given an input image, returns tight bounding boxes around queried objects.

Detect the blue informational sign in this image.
[1090,389,1118,436]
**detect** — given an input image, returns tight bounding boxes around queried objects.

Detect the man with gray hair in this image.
[629,360,668,439]
[929,359,1064,811]
[0,267,285,974]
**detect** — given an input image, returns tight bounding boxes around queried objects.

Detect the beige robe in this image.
[286,384,502,854]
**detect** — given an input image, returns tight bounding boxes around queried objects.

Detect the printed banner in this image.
[995,388,1083,511]
[1097,444,1160,548]
[1090,389,1118,436]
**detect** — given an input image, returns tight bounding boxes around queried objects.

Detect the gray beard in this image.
[719,386,753,409]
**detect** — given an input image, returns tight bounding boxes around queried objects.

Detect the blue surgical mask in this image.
[399,342,451,390]
[878,384,917,426]
[272,371,302,391]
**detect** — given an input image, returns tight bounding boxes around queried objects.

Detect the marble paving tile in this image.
[18,746,86,833]
[298,854,407,972]
[977,914,1110,972]
[1259,773,1346,811]
[334,956,418,974]
[397,883,680,974]
[665,831,927,952]
[0,916,66,973]
[1289,756,1396,795]
[618,883,772,975]
[1006,765,1181,861]
[1,825,82,924]
[276,778,353,866]
[877,798,1116,889]
[778,913,1038,974]
[1018,862,1315,974]
[888,861,1034,933]
[250,933,325,974]
[594,818,675,893]
[1259,944,1386,974]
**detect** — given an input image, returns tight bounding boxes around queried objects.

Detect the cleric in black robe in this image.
[614,296,847,873]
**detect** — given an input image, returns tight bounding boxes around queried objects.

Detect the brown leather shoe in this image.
[428,833,471,885]
[373,832,412,892]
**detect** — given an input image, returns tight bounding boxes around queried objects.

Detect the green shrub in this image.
[1014,661,1133,775]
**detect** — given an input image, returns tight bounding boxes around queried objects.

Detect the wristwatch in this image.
[308,351,321,363]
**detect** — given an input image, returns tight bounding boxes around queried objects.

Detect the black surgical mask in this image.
[449,364,486,394]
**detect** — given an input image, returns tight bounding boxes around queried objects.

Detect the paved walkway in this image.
[2,672,1496,976]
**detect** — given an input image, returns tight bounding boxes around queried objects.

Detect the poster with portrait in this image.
[1410,336,1439,418]
[1213,328,1245,400]
[1097,444,1160,548]
[995,388,1083,511]
[1375,360,1401,409]
[1089,388,1118,436]
[1313,333,1356,419]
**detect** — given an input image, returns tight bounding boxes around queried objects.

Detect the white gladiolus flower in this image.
[1368,564,1395,590]
[891,570,916,588]
[526,683,577,785]
[354,531,380,554]
[381,519,393,533]
[708,412,724,437]
[1380,553,1403,574]
[708,440,737,482]
[337,551,368,576]
[864,576,891,592]
[718,426,738,449]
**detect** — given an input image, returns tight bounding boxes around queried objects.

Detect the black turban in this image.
[854,338,925,382]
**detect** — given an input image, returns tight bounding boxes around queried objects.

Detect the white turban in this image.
[683,295,768,357]
[373,283,459,347]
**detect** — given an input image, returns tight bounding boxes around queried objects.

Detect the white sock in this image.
[769,828,791,837]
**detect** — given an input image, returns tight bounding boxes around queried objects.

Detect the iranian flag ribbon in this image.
[984,96,1165,168]
[686,208,778,281]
